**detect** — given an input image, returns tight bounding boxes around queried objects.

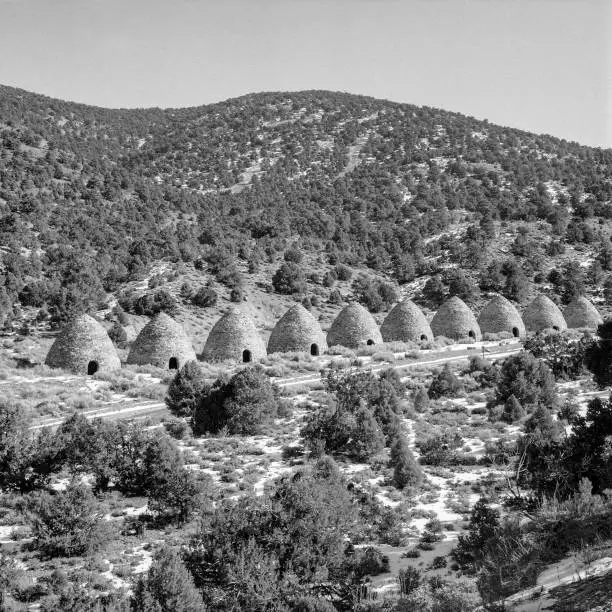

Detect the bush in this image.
[193,368,281,435]
[423,518,444,542]
[350,407,386,461]
[500,394,525,423]
[422,275,446,307]
[125,289,177,316]
[376,507,405,546]
[418,431,463,466]
[467,356,489,372]
[390,434,422,489]
[445,269,480,304]
[335,264,352,281]
[40,585,129,612]
[490,351,557,412]
[328,289,343,304]
[558,400,579,423]
[216,266,243,290]
[108,322,128,348]
[428,364,464,399]
[24,483,109,558]
[431,556,447,569]
[133,546,204,612]
[56,416,204,518]
[284,247,303,263]
[398,567,421,595]
[302,401,385,462]
[301,370,404,461]
[413,387,429,412]
[185,463,357,609]
[55,414,121,492]
[293,597,337,612]
[525,331,589,380]
[399,579,480,611]
[180,281,194,299]
[165,360,208,418]
[322,270,337,287]
[191,286,217,308]
[523,405,563,440]
[352,276,398,313]
[585,320,612,388]
[163,419,191,439]
[354,547,390,578]
[272,262,307,295]
[149,462,205,525]
[128,434,207,524]
[0,402,60,493]
[230,286,245,302]
[0,553,22,608]
[454,498,500,571]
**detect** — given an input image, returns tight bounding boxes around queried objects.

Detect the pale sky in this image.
[0,0,610,148]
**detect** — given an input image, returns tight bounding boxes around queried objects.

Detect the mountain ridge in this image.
[2,83,606,150]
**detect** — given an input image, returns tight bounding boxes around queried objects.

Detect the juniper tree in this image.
[193,368,280,435]
[455,498,500,571]
[389,434,422,489]
[132,547,204,612]
[25,483,109,558]
[165,361,208,418]
[501,394,524,423]
[585,320,612,388]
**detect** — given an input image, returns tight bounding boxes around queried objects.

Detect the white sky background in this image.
[0,0,610,148]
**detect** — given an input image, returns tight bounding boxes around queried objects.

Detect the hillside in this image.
[1,85,612,334]
[3,86,612,611]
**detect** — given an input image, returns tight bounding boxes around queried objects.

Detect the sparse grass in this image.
[327,345,356,358]
[372,351,396,363]
[328,357,352,370]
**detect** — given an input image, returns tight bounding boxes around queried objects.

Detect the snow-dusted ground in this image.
[100,561,131,590]
[5,336,609,603]
[131,545,155,574]
[0,525,16,544]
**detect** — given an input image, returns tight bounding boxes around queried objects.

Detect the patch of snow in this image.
[50,477,70,492]
[131,546,154,574]
[341,462,370,475]
[100,561,131,590]
[0,525,17,543]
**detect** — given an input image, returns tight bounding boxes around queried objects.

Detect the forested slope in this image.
[1,85,611,326]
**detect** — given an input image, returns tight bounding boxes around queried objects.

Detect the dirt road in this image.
[30,341,522,429]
